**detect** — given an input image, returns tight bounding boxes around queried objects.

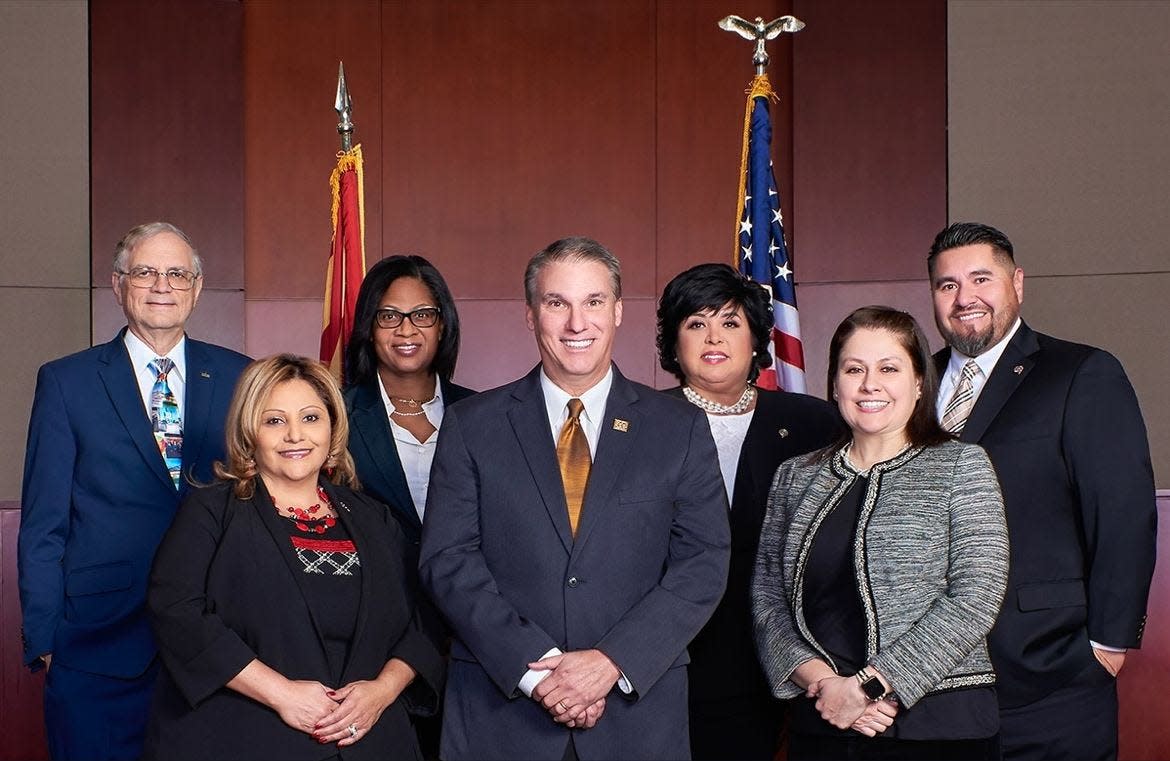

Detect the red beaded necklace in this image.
[271,486,337,534]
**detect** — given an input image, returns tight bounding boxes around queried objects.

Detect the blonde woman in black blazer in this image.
[146,355,443,760]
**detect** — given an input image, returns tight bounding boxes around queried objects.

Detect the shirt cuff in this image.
[616,670,633,694]
[1089,640,1127,653]
[518,647,562,698]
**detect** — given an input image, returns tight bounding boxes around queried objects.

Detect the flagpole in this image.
[719,14,808,393]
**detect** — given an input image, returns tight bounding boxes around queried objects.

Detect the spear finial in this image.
[335,61,354,152]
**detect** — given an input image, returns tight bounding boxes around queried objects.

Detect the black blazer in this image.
[145,479,444,760]
[936,321,1157,708]
[345,377,476,544]
[670,387,844,704]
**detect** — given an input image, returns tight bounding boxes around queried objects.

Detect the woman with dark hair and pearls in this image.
[656,262,843,760]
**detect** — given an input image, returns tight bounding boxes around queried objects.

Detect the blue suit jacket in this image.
[936,321,1157,707]
[344,376,476,545]
[419,366,730,760]
[18,329,249,678]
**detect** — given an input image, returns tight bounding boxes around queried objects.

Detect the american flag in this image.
[734,75,805,393]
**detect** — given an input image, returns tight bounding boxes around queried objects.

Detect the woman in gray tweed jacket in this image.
[752,307,1008,760]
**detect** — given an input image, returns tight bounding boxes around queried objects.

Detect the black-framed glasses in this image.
[375,307,441,329]
[117,266,200,291]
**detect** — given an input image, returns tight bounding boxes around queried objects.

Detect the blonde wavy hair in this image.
[214,354,358,499]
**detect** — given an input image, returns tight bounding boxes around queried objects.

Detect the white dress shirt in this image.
[379,375,444,520]
[124,330,187,420]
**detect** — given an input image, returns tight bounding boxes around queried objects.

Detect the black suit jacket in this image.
[344,377,476,544]
[936,321,1156,707]
[145,479,444,760]
[671,388,844,705]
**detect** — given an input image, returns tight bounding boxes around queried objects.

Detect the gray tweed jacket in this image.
[751,439,1009,707]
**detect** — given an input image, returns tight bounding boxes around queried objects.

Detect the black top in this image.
[276,511,362,685]
[794,475,999,741]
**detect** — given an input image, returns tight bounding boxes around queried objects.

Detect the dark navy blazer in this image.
[18,329,249,677]
[344,376,476,545]
[936,321,1156,708]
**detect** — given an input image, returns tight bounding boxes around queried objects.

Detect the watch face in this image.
[861,676,885,701]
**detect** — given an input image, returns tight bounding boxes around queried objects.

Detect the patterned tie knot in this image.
[960,359,981,383]
[150,357,174,380]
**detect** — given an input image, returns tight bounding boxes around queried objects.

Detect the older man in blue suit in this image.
[18,222,249,760]
[420,237,730,760]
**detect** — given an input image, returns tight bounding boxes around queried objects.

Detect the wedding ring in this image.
[557,700,568,712]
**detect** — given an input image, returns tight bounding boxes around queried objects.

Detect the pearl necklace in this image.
[682,385,756,415]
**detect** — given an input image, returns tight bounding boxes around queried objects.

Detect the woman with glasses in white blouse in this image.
[343,255,474,758]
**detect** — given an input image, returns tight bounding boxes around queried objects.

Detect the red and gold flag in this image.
[319,144,367,382]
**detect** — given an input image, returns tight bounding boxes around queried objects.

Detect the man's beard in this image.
[943,321,994,357]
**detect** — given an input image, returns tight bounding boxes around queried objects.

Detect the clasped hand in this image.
[529,649,619,729]
[273,678,397,747]
[807,675,898,737]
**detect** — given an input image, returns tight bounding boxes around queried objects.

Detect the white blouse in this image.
[704,409,755,506]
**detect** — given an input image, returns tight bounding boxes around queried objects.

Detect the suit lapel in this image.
[180,338,217,496]
[348,381,421,534]
[97,333,175,493]
[325,483,378,679]
[507,367,574,553]
[572,370,640,550]
[960,322,1039,443]
[252,478,330,655]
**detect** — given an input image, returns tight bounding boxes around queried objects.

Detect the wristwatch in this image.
[856,666,888,701]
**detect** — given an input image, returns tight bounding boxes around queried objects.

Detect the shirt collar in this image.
[540,366,613,429]
[123,329,186,381]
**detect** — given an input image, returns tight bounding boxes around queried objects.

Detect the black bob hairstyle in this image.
[656,262,774,384]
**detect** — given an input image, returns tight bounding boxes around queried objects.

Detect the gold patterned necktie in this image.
[556,398,591,538]
[941,359,982,433]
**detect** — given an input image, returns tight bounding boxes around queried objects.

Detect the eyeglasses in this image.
[375,307,441,329]
[117,266,200,290]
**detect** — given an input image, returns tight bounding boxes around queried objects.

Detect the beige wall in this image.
[0,0,89,500]
[948,0,1170,485]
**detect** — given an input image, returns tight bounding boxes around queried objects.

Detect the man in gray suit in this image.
[419,237,730,760]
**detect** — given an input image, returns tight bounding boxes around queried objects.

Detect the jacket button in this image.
[567,577,579,588]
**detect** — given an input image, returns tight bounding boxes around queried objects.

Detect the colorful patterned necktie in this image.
[149,357,183,488]
[941,359,982,434]
[556,398,591,538]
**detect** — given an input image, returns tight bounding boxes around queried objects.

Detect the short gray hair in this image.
[524,237,621,306]
[113,221,203,276]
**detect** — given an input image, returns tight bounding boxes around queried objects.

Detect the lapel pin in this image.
[200,371,211,378]
[778,428,789,438]
[612,419,629,432]
[1012,365,1024,375]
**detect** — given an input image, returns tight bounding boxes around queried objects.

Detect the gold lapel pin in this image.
[1013,365,1024,375]
[778,428,789,438]
[200,371,211,378]
[612,419,629,432]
